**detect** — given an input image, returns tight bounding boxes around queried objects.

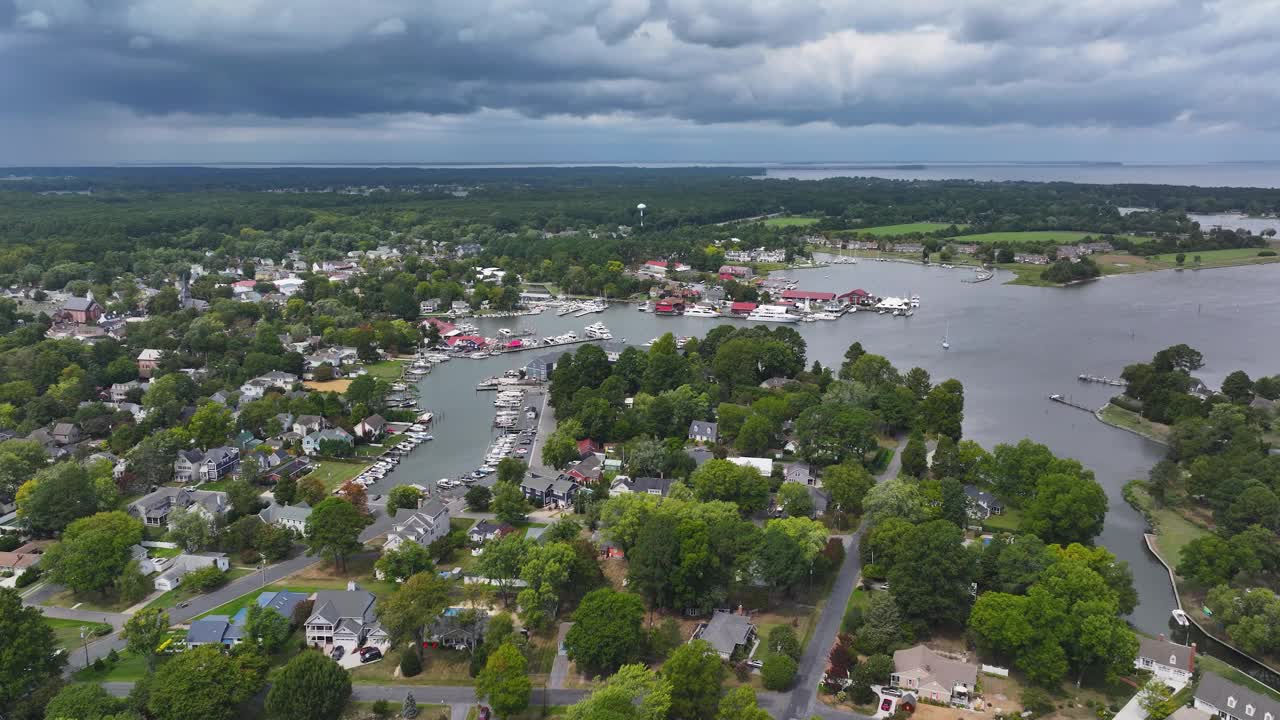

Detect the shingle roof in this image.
[701,611,754,655]
[1196,674,1280,720]
[1138,636,1194,671]
[893,645,978,694]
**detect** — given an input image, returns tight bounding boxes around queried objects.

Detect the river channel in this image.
[373,259,1280,644]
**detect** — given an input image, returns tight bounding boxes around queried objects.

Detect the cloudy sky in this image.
[2,0,1279,164]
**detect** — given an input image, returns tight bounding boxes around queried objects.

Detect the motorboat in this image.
[910,295,921,308]
[584,322,613,340]
[747,305,800,323]
[811,312,840,320]
[497,328,512,336]
[683,305,721,318]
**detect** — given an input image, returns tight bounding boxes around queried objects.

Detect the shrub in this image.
[762,653,798,691]
[768,626,801,661]
[107,649,121,663]
[372,699,391,718]
[1259,250,1277,257]
[92,657,106,672]
[183,565,226,592]
[1021,688,1055,717]
[14,565,41,587]
[399,647,422,677]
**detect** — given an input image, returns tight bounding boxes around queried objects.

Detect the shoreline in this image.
[1094,403,1171,446]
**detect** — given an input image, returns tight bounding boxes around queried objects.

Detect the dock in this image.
[1048,393,1098,413]
[1078,374,1125,387]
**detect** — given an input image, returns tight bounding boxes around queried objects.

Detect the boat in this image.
[638,302,652,312]
[584,322,613,340]
[747,305,800,323]
[1171,609,1190,627]
[910,295,921,308]
[497,328,512,337]
[811,312,840,320]
[683,305,721,318]
[942,321,951,350]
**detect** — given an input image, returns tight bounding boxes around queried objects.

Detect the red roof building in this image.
[423,318,457,334]
[839,289,874,305]
[654,298,685,315]
[729,302,758,315]
[781,289,837,301]
[718,265,753,278]
[445,335,486,348]
[644,260,668,268]
[577,438,602,458]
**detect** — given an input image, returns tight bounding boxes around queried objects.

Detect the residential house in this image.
[258,502,313,534]
[0,541,47,575]
[383,501,452,554]
[267,458,310,483]
[688,420,719,444]
[610,476,673,497]
[427,608,489,651]
[354,414,387,442]
[127,487,230,527]
[302,428,354,456]
[110,380,141,402]
[239,371,299,401]
[1136,636,1196,690]
[730,456,774,476]
[293,415,325,436]
[891,644,979,706]
[233,430,262,452]
[173,446,240,483]
[52,423,81,445]
[305,585,389,652]
[520,477,579,508]
[804,486,830,517]
[1014,253,1050,265]
[962,485,1003,520]
[153,552,230,592]
[641,260,669,277]
[564,454,602,485]
[1193,673,1280,720]
[137,349,163,378]
[783,463,816,486]
[60,294,103,324]
[468,521,515,545]
[576,438,602,459]
[718,265,753,280]
[697,611,757,660]
[186,616,244,648]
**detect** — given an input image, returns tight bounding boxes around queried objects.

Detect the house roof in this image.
[258,590,308,618]
[258,502,312,525]
[689,420,718,436]
[781,289,838,301]
[63,296,100,311]
[187,617,233,645]
[702,611,754,655]
[1138,636,1194,671]
[308,589,376,626]
[963,485,1001,507]
[360,414,387,430]
[1196,674,1280,720]
[893,645,978,693]
[614,476,673,495]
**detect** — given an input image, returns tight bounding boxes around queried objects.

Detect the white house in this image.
[304,584,389,653]
[153,552,229,592]
[257,502,312,534]
[383,501,451,554]
[1136,636,1195,690]
[303,428,354,455]
[126,487,229,528]
[1194,674,1280,720]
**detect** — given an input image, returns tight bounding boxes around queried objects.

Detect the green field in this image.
[45,618,113,651]
[764,216,821,227]
[361,360,407,380]
[1146,247,1280,268]
[72,650,153,682]
[1098,404,1171,444]
[982,508,1023,533]
[308,459,371,490]
[952,230,1144,244]
[853,222,961,236]
[1151,508,1210,571]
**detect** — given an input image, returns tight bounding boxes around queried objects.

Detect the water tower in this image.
[636,203,646,228]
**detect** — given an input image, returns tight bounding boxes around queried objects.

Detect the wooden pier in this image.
[1078,374,1125,387]
[1048,394,1098,413]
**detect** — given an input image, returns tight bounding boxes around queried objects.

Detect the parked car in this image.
[881,699,894,712]
[745,659,763,669]
[476,706,491,720]
[330,646,345,661]
[358,647,383,663]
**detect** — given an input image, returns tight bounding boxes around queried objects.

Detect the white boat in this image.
[497,328,512,337]
[748,305,800,322]
[811,312,840,320]
[910,295,921,308]
[875,296,910,313]
[1171,609,1190,627]
[638,302,652,312]
[942,321,951,350]
[584,322,613,340]
[683,305,721,318]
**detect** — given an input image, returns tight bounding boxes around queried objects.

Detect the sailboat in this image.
[942,322,951,350]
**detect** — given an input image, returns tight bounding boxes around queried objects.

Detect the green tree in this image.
[565,589,646,676]
[377,572,452,660]
[475,534,529,605]
[1021,473,1108,545]
[187,401,234,450]
[887,520,973,628]
[43,682,126,720]
[541,428,580,470]
[761,653,798,691]
[736,414,773,456]
[0,589,64,712]
[44,511,143,594]
[273,475,298,505]
[1139,679,1175,720]
[794,404,877,465]
[147,645,265,720]
[900,432,928,479]
[904,366,933,400]
[166,506,212,552]
[778,482,816,517]
[465,485,492,511]
[663,640,726,719]
[18,462,99,536]
[1221,370,1254,403]
[822,463,875,515]
[565,664,671,720]
[476,643,531,719]
[496,458,527,485]
[386,485,423,513]
[516,542,577,630]
[690,459,769,515]
[375,543,436,583]
[716,687,772,720]
[125,608,170,672]
[856,591,904,655]
[226,478,262,516]
[115,559,151,604]
[304,498,369,572]
[920,379,964,440]
[768,625,801,660]
[755,517,828,595]
[492,482,530,524]
[264,651,351,720]
[244,605,291,654]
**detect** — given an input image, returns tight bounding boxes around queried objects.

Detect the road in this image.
[549,621,572,689]
[773,437,904,720]
[33,510,398,673]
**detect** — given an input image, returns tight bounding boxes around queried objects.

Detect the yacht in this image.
[747,305,800,323]
[584,322,613,340]
[811,312,840,321]
[638,301,652,312]
[497,328,512,337]
[683,305,721,318]
[910,295,921,308]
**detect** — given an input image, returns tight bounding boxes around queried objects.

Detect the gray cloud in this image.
[2,0,1280,161]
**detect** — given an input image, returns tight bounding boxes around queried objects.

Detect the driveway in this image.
[549,622,573,689]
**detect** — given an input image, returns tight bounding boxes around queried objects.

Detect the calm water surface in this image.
[377,260,1280,637]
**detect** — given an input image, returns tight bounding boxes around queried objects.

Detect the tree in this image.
[1139,679,1175,720]
[663,640,725,719]
[226,478,262,516]
[376,543,436,583]
[296,476,326,506]
[147,645,265,720]
[1022,473,1108,545]
[856,592,904,654]
[43,682,126,720]
[256,522,294,561]
[886,520,973,628]
[850,654,894,702]
[755,517,828,595]
[476,643,530,719]
[377,572,451,660]
[492,482,529,524]
[244,605,291,653]
[795,404,878,465]
[716,687,772,720]
[475,534,529,605]
[18,462,99,536]
[516,542,577,630]
[115,560,151,604]
[465,485,492,511]
[920,379,965,440]
[264,651,351,720]
[167,506,212,552]
[126,608,170,672]
[541,428,580,470]
[736,414,773,456]
[305,498,369,572]
[778,482,815,518]
[336,481,369,516]
[187,401,234,450]
[44,511,143,594]
[565,588,645,676]
[690,459,769,515]
[822,463,875,515]
[496,458,527,485]
[768,625,801,660]
[761,653,798,691]
[1221,371,1254,403]
[402,692,419,718]
[273,474,298,505]
[863,478,928,526]
[565,664,672,720]
[185,564,228,592]
[904,367,932,400]
[900,432,928,479]
[387,485,423,513]
[0,589,64,712]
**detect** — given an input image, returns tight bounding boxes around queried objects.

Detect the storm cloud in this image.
[2,0,1279,162]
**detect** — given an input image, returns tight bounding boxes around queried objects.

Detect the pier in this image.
[1048,393,1098,413]
[1078,373,1126,387]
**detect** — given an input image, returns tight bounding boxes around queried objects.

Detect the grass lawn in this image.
[451,518,477,531]
[310,459,372,491]
[764,216,822,227]
[43,588,136,614]
[983,508,1023,533]
[853,222,963,236]
[305,378,353,393]
[362,360,407,380]
[197,557,399,620]
[1098,404,1171,445]
[350,646,478,686]
[343,701,449,720]
[45,618,113,650]
[72,650,154,682]
[1150,508,1211,569]
[951,230,1144,244]
[145,566,257,610]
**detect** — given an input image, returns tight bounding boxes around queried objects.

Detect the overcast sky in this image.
[3,0,1279,164]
